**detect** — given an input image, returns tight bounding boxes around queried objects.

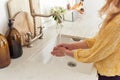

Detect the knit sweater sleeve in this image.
[84,37,96,48]
[74,15,120,63]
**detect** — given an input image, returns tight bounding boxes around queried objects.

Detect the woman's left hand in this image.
[51,46,67,57]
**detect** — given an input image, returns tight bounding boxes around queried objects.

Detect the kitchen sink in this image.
[28,35,98,80]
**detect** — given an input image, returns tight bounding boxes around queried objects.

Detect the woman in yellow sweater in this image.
[51,0,120,80]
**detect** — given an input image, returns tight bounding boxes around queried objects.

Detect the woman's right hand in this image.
[57,41,89,50]
[56,43,73,50]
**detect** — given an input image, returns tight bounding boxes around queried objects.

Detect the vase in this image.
[0,34,11,68]
[6,19,23,58]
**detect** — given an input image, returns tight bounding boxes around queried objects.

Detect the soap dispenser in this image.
[6,19,23,58]
[0,34,11,68]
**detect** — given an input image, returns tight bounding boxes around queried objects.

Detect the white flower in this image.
[50,7,66,24]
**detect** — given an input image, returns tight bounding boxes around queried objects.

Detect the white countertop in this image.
[0,37,98,80]
[0,58,97,80]
[0,20,99,80]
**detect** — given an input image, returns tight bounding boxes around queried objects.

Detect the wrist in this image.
[68,44,74,50]
[69,43,80,50]
[65,50,74,57]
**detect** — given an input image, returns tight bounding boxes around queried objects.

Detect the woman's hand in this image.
[51,46,67,57]
[51,46,74,57]
[57,41,89,50]
[57,43,73,50]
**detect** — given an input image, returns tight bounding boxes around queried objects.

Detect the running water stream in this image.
[44,23,64,64]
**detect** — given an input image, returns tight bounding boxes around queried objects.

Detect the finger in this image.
[51,51,64,57]
[55,52,65,57]
[51,50,64,57]
[51,50,59,54]
[53,46,63,50]
[51,50,60,55]
[57,44,69,49]
[57,43,64,47]
[53,46,58,50]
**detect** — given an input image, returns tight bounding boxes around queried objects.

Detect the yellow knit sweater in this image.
[74,14,120,76]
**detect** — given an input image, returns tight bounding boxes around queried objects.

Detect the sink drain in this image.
[67,61,77,67]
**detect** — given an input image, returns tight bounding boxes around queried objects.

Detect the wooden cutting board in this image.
[7,0,30,18]
[7,0,34,35]
[13,11,34,45]
[7,0,42,36]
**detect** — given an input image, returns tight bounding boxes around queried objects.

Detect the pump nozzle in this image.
[8,19,14,28]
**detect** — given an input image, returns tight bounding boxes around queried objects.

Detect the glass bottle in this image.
[6,19,23,58]
[0,34,11,68]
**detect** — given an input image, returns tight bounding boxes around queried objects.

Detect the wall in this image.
[84,0,105,17]
[0,0,105,34]
[40,0,68,28]
[40,0,67,15]
[83,0,105,34]
[0,0,9,34]
[40,0,105,17]
[40,0,105,29]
